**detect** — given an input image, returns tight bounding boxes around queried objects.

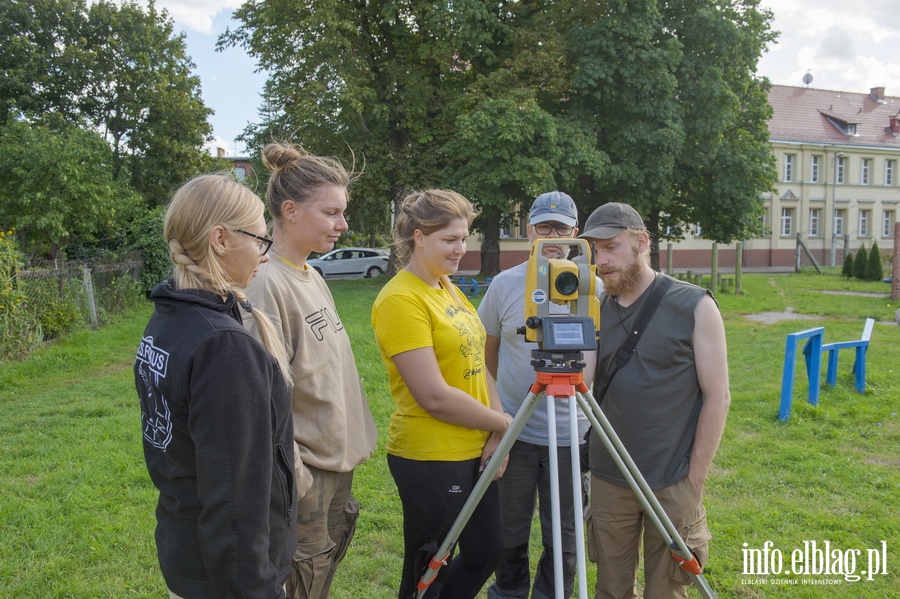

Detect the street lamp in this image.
[830,151,845,267]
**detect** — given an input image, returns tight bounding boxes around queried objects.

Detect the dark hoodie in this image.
[135,280,295,599]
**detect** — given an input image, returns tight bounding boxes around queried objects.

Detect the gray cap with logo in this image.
[579,202,645,240]
[529,191,578,228]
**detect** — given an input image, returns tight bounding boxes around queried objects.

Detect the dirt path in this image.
[743,308,823,324]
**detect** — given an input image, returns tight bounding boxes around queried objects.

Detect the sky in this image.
[125,0,900,157]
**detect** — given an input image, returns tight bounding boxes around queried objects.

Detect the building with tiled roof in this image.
[217,146,254,183]
[665,84,899,270]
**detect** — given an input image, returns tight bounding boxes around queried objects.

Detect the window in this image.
[861,159,871,185]
[783,154,795,182]
[836,156,846,184]
[834,209,845,236]
[809,208,821,237]
[858,209,871,237]
[693,223,702,237]
[883,210,896,238]
[780,208,794,236]
[233,166,246,181]
[810,155,821,182]
[886,160,895,186]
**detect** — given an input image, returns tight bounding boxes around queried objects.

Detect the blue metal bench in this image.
[779,327,824,421]
[453,276,492,298]
[819,318,874,393]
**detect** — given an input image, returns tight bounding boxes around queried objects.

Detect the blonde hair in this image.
[261,142,357,219]
[163,173,293,385]
[393,189,477,302]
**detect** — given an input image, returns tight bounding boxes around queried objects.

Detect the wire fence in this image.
[1,253,145,361]
[17,253,144,331]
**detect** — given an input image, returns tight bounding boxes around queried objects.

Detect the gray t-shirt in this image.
[478,262,596,446]
[589,274,708,489]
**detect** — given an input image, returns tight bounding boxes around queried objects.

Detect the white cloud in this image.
[206,136,229,157]
[153,0,243,34]
[759,0,900,93]
[95,0,242,34]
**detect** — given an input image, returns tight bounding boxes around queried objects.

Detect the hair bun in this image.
[262,142,305,174]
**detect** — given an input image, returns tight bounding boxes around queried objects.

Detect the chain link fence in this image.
[15,253,144,339]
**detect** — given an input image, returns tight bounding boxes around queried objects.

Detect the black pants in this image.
[388,454,503,599]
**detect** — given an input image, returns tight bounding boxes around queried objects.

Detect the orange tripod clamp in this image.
[530,370,589,398]
[671,548,703,576]
[416,551,451,592]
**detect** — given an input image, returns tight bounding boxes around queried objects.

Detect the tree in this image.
[0,0,216,206]
[867,240,883,282]
[443,92,601,273]
[0,122,142,261]
[222,0,474,242]
[568,0,683,220]
[441,2,606,274]
[567,0,777,267]
[222,0,608,274]
[664,0,777,244]
[0,0,88,127]
[841,250,854,279]
[82,0,217,204]
[223,0,776,271]
[853,244,868,280]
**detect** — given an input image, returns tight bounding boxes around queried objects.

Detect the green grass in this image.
[1,274,898,597]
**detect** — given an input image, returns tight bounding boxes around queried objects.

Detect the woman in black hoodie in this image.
[135,173,296,598]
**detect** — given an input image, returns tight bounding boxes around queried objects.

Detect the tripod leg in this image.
[415,390,543,599]
[574,390,717,599]
[567,395,588,599]
[547,394,590,599]
[545,396,564,599]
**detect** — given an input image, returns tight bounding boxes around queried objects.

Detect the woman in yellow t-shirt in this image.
[372,190,512,599]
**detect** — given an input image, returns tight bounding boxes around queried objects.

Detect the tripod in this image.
[414,350,717,599]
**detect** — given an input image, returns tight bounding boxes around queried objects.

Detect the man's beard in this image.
[600,251,644,296]
[541,246,569,260]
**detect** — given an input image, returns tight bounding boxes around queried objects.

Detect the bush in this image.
[125,206,169,295]
[866,240,883,281]
[37,299,82,339]
[853,244,868,280]
[841,250,854,279]
[0,229,42,361]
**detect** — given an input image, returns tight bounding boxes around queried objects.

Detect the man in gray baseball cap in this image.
[478,191,600,599]
[578,201,646,240]
[579,201,731,599]
[529,191,578,229]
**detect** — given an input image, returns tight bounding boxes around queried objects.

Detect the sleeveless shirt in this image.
[589,274,709,489]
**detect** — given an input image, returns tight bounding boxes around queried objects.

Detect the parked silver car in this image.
[307,247,390,279]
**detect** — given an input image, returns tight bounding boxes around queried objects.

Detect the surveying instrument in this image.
[414,239,717,599]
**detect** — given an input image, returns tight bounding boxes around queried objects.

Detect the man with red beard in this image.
[579,203,730,599]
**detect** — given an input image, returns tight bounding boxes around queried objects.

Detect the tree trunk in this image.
[646,211,661,271]
[479,209,502,276]
[386,186,406,275]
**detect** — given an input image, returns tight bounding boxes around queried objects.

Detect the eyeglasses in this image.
[233,229,274,255]
[532,223,575,236]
